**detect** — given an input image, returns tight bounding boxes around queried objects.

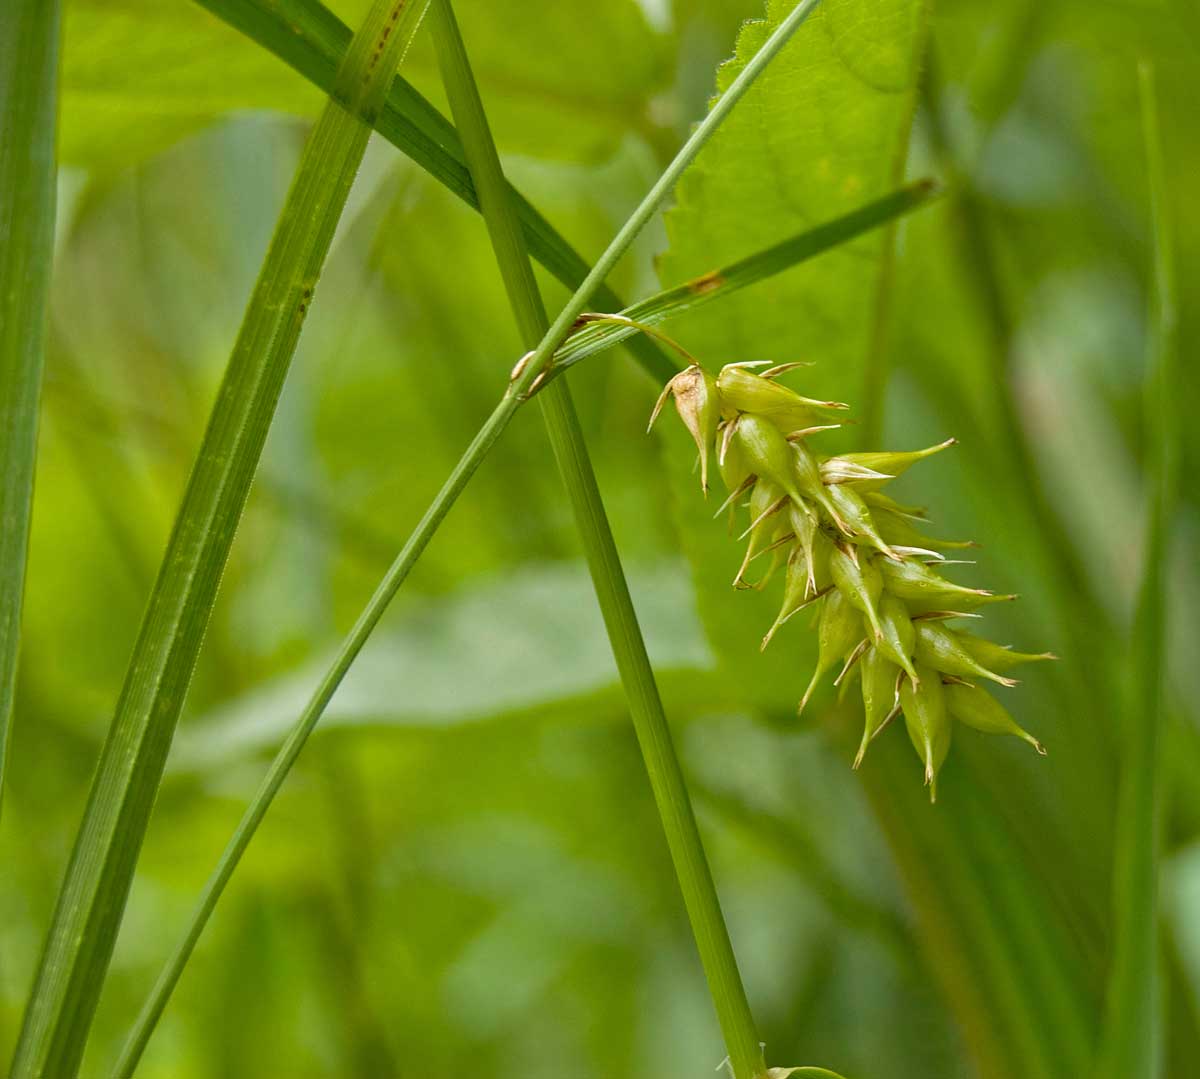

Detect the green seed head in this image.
[731,413,804,503]
[800,588,863,714]
[856,645,901,769]
[956,632,1057,672]
[877,592,919,683]
[913,623,1019,688]
[829,439,956,493]
[716,363,848,430]
[878,556,993,605]
[945,682,1045,754]
[648,362,1051,798]
[826,483,898,558]
[829,545,884,641]
[900,665,952,802]
[649,365,721,492]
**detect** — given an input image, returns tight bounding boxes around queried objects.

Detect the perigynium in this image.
[652,360,1055,801]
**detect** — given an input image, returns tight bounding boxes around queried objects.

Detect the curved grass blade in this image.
[10,4,432,1075]
[1096,60,1179,1079]
[0,0,62,819]
[110,6,824,1075]
[550,181,938,374]
[195,0,677,382]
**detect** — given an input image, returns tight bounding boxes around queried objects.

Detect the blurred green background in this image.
[3,0,1199,1076]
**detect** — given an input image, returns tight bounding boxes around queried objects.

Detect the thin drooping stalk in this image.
[1096,61,1178,1079]
[0,0,61,820]
[111,5,823,1072]
[12,4,432,1075]
[428,1,764,1073]
[195,0,677,382]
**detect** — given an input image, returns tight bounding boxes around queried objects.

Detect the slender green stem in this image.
[0,0,61,820]
[1096,60,1177,1079]
[430,2,763,1074]
[13,4,431,1076]
[114,6,822,1073]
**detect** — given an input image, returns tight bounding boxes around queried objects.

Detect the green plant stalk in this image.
[1096,61,1177,1079]
[113,4,824,1072]
[11,4,431,1075]
[196,0,677,382]
[428,2,765,1074]
[0,0,61,820]
[551,181,936,374]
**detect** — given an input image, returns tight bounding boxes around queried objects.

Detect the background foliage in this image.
[3,0,1198,1076]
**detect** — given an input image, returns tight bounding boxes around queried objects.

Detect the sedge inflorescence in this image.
[651,361,1053,801]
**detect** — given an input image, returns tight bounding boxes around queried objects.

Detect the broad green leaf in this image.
[10,3,431,1074]
[0,0,62,816]
[170,560,717,771]
[654,3,1095,1078]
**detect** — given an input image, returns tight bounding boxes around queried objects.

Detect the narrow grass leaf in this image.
[194,0,677,381]
[551,181,938,374]
[11,4,431,1075]
[0,0,62,818]
[1096,60,1179,1079]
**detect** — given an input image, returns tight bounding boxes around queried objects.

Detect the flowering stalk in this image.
[653,361,1053,801]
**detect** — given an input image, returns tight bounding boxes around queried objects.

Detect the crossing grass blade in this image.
[10,3,431,1075]
[194,0,677,383]
[0,0,62,820]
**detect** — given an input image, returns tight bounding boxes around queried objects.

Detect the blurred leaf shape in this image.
[171,559,716,770]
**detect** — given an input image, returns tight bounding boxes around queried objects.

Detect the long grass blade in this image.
[0,0,62,819]
[195,0,677,382]
[109,6,825,1075]
[1096,60,1179,1079]
[550,181,938,374]
[11,4,432,1074]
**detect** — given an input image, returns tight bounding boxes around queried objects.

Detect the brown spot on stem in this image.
[687,270,724,295]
